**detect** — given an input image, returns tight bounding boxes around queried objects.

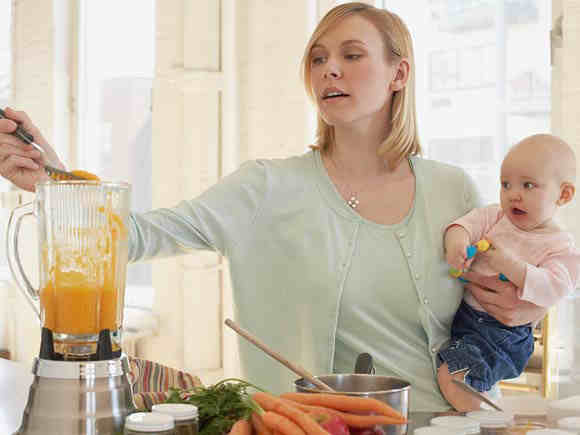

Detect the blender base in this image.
[15,355,135,435]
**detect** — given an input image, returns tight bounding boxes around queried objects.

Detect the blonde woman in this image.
[0,3,546,411]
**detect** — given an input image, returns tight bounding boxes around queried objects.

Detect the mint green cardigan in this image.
[128,150,481,411]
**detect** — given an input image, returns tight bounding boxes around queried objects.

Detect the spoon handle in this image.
[224,318,335,392]
[452,379,504,411]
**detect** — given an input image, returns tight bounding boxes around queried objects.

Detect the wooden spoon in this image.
[224,318,335,392]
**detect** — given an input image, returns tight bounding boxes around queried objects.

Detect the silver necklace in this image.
[329,154,376,209]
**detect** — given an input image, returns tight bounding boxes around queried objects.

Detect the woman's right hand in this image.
[0,107,63,192]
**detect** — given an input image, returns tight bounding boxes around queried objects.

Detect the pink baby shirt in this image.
[450,204,580,311]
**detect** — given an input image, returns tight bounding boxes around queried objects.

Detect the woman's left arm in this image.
[460,271,547,326]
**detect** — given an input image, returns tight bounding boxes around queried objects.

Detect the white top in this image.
[152,403,198,421]
[528,430,575,435]
[466,410,515,428]
[414,427,465,435]
[125,412,175,432]
[558,417,580,432]
[430,416,480,434]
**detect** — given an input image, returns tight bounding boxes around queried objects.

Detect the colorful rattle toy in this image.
[449,239,510,282]
[449,239,491,278]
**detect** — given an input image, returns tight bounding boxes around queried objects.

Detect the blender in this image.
[6,180,135,434]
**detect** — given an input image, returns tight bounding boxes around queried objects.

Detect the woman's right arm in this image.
[0,108,65,191]
[128,159,269,263]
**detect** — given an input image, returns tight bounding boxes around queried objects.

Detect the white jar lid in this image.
[415,427,464,435]
[430,416,480,434]
[152,403,199,421]
[527,429,575,434]
[558,417,580,430]
[466,410,515,428]
[125,412,175,432]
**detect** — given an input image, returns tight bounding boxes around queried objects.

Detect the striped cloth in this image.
[128,356,203,411]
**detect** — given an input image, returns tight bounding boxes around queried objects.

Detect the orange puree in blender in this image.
[39,201,127,335]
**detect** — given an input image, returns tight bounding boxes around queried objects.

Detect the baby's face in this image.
[500,146,562,231]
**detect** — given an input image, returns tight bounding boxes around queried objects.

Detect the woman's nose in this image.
[323,63,342,79]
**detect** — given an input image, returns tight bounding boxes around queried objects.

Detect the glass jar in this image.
[124,412,176,434]
[152,404,199,435]
[431,416,481,434]
[505,422,547,434]
[467,411,515,434]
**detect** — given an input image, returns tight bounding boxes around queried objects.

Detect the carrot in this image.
[280,393,405,422]
[252,412,274,435]
[253,392,328,435]
[229,419,253,435]
[262,411,306,435]
[280,399,406,427]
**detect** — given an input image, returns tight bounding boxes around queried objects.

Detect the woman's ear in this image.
[557,182,576,206]
[389,59,410,92]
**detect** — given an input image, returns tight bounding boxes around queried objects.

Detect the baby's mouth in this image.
[512,207,526,215]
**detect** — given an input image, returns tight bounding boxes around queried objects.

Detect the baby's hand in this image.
[480,236,514,271]
[444,225,471,271]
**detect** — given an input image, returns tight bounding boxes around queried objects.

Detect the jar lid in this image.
[527,430,576,434]
[430,416,480,434]
[125,412,175,432]
[415,426,465,435]
[466,410,515,427]
[558,416,580,430]
[152,403,199,421]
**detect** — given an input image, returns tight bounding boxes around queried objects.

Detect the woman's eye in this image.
[311,56,325,65]
[345,54,361,60]
[524,182,535,189]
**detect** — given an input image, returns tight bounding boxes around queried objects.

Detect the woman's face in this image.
[309,15,397,129]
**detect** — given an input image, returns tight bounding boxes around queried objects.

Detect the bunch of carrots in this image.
[229,392,407,435]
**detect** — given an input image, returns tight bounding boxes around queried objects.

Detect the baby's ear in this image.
[557,182,575,206]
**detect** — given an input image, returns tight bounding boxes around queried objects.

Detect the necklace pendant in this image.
[347,195,360,209]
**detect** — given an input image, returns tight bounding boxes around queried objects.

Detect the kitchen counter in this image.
[0,357,559,434]
[0,358,33,434]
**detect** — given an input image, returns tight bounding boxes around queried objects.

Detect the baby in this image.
[437,133,580,411]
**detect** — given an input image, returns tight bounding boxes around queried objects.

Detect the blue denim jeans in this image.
[437,300,534,392]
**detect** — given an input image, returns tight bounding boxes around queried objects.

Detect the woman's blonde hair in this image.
[301,2,421,169]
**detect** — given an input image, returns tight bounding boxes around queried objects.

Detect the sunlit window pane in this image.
[77,0,155,308]
[0,0,12,194]
[387,0,551,204]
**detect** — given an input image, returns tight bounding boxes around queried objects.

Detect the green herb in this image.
[165,378,264,435]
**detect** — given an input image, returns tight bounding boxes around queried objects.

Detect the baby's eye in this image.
[345,54,362,60]
[523,182,535,189]
[501,181,510,189]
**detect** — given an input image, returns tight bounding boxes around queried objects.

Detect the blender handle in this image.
[6,202,41,320]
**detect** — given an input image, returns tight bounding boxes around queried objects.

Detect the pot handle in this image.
[6,201,41,320]
[354,352,375,375]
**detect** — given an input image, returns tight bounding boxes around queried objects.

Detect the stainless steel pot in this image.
[294,354,411,435]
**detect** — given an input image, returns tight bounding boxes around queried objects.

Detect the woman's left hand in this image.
[460,270,547,326]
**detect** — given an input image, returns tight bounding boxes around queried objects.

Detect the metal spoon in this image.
[0,108,86,180]
[452,379,504,411]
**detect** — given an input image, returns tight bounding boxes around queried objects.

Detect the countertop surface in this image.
[0,357,560,434]
[0,358,33,434]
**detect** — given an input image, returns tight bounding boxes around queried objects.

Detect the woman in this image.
[0,3,545,411]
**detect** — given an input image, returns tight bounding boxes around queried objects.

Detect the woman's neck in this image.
[328,119,407,178]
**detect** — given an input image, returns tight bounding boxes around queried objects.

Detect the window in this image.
[77,0,155,309]
[0,0,12,194]
[387,0,551,204]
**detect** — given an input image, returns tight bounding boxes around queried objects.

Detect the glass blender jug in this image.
[7,180,131,359]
